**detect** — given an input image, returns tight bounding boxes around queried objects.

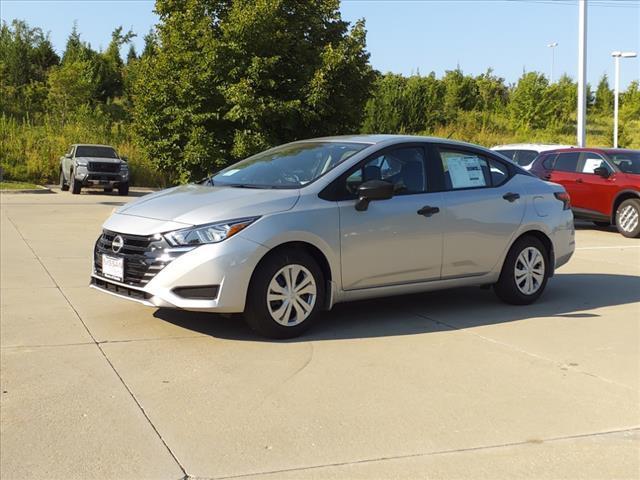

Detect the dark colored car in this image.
[530,147,640,238]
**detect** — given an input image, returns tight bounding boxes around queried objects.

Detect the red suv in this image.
[530,148,640,238]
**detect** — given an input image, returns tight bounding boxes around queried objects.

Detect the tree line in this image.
[1,0,639,186]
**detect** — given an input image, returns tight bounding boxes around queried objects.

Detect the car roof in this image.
[72,144,116,148]
[544,147,639,154]
[294,134,498,152]
[491,143,574,152]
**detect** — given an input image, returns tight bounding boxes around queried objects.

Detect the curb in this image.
[0,185,54,194]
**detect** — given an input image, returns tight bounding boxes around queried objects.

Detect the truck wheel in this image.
[118,182,129,196]
[104,187,113,193]
[71,170,82,194]
[244,249,324,339]
[615,198,640,238]
[60,170,69,191]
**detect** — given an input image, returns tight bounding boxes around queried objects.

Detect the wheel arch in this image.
[611,190,640,223]
[248,240,334,310]
[507,229,555,277]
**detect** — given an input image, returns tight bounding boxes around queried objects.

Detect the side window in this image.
[553,152,580,172]
[439,149,491,190]
[487,157,509,186]
[542,154,557,170]
[345,147,427,196]
[578,152,610,174]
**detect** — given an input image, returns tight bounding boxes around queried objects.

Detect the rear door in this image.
[546,151,581,203]
[435,146,526,278]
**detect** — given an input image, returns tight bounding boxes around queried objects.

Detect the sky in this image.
[2,0,639,89]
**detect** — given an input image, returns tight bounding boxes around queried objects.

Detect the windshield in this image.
[75,146,118,158]
[212,142,368,188]
[608,151,640,174]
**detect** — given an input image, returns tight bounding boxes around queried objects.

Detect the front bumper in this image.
[90,233,268,313]
[75,167,128,187]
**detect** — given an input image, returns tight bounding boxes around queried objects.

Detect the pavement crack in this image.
[3,213,189,478]
[207,427,640,480]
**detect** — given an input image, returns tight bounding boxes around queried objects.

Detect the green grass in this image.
[0,180,42,190]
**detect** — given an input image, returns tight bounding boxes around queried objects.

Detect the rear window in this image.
[75,146,118,158]
[514,150,539,167]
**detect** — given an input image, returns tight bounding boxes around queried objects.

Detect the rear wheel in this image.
[494,236,549,305]
[71,170,82,194]
[244,249,324,339]
[615,198,640,238]
[59,170,69,191]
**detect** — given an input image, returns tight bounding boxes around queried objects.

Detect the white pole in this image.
[577,0,587,147]
[613,55,620,148]
[551,46,555,84]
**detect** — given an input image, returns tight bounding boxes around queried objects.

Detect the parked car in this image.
[492,144,574,170]
[530,147,640,238]
[60,144,129,195]
[90,135,574,338]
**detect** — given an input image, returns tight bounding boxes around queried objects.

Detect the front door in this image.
[338,146,444,290]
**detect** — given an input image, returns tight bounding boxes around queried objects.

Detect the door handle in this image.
[417,205,440,217]
[503,192,520,202]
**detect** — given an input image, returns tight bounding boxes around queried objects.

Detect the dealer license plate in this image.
[102,254,124,281]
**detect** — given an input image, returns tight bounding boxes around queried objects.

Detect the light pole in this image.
[547,42,558,83]
[611,50,637,148]
[577,0,587,147]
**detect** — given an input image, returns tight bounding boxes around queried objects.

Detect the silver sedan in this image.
[90,135,575,338]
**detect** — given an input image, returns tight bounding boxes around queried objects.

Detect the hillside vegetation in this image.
[1,1,639,186]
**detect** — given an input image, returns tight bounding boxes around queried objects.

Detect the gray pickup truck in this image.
[59,144,129,195]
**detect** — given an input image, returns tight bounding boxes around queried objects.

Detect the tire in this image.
[244,249,325,339]
[59,170,69,191]
[615,198,640,238]
[104,187,113,193]
[71,170,82,194]
[118,182,129,196]
[494,235,549,305]
[592,221,610,228]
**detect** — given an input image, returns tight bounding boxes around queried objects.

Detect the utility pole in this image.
[547,42,558,83]
[577,0,587,147]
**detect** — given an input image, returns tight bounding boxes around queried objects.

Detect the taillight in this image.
[554,191,571,210]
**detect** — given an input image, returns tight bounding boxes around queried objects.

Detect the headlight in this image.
[164,217,259,246]
[120,163,128,170]
[76,160,88,167]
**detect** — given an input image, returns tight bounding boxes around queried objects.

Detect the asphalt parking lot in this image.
[1,189,639,480]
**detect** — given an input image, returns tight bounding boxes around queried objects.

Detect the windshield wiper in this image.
[227,183,276,189]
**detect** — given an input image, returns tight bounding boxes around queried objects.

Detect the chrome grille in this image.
[94,230,186,286]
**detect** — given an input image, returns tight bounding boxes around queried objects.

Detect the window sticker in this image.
[582,158,603,174]
[446,155,486,188]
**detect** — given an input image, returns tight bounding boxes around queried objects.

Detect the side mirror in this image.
[355,180,394,211]
[65,153,71,158]
[594,166,610,178]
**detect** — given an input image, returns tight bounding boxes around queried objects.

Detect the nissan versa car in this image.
[530,147,640,238]
[90,135,575,338]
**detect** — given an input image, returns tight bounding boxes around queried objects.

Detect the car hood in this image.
[76,156,123,164]
[114,184,300,227]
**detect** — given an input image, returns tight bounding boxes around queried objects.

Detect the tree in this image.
[133,0,375,182]
[46,59,97,121]
[126,44,138,64]
[441,68,478,118]
[547,74,577,128]
[594,74,614,115]
[509,72,552,130]
[620,80,640,121]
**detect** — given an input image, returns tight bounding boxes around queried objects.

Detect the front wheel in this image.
[615,199,640,238]
[118,182,129,196]
[71,170,82,194]
[244,249,324,339]
[494,236,549,305]
[60,170,69,191]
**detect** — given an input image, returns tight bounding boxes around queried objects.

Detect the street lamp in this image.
[547,42,558,83]
[611,51,638,148]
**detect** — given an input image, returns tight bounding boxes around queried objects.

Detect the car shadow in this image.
[153,272,640,342]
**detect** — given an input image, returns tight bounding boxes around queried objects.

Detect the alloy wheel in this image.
[514,246,545,295]
[266,264,317,326]
[618,204,639,233]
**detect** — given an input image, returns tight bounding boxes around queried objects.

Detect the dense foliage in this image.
[1,3,639,186]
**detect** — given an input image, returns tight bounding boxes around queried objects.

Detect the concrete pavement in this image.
[1,189,639,479]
